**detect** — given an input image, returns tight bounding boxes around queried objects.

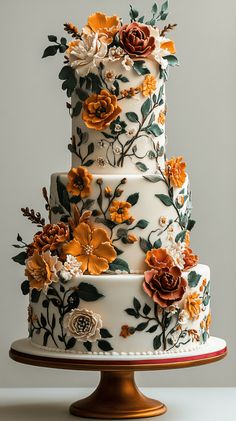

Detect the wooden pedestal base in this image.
[70,371,166,419]
[9,338,227,419]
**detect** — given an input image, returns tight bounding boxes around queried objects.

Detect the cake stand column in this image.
[70,370,166,419]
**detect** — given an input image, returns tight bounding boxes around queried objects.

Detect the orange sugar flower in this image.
[184,292,202,320]
[67,166,93,198]
[165,156,187,188]
[85,12,120,44]
[109,201,132,224]
[145,248,174,271]
[61,222,117,275]
[160,40,176,55]
[82,90,122,131]
[141,75,157,97]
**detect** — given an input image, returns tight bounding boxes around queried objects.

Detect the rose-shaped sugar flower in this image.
[82,90,122,131]
[66,32,107,77]
[63,308,102,342]
[143,266,187,308]
[165,156,187,188]
[119,22,156,58]
[183,247,199,271]
[33,222,69,254]
[25,251,62,292]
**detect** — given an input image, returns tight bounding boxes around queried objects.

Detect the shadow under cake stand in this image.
[9,337,227,419]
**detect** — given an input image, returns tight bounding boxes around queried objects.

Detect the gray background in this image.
[0,0,235,387]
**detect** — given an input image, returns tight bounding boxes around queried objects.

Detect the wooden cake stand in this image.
[9,337,227,419]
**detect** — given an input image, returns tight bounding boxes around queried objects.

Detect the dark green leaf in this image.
[155,194,172,206]
[175,230,187,243]
[141,98,152,118]
[97,340,113,351]
[86,73,103,93]
[202,331,208,344]
[144,175,163,183]
[127,192,139,206]
[133,297,141,312]
[67,291,80,310]
[109,258,130,273]
[133,60,150,76]
[147,324,159,333]
[165,55,178,67]
[113,80,120,96]
[95,217,116,230]
[17,233,22,242]
[136,219,149,229]
[153,334,162,350]
[21,280,30,295]
[125,308,139,318]
[152,3,158,14]
[59,44,67,53]
[60,37,67,45]
[31,289,41,303]
[48,35,57,42]
[56,176,70,213]
[83,160,94,167]
[136,321,149,331]
[136,162,148,172]
[187,219,196,231]
[147,123,163,137]
[43,331,50,346]
[72,101,82,117]
[78,283,104,301]
[161,0,169,13]
[188,271,201,288]
[42,299,49,308]
[117,228,128,239]
[100,328,113,338]
[66,337,76,350]
[129,5,139,21]
[51,314,56,330]
[153,239,162,249]
[50,298,61,307]
[143,304,151,315]
[203,295,210,306]
[83,198,95,210]
[59,65,74,80]
[87,143,94,155]
[118,75,129,82]
[40,313,47,328]
[139,238,152,253]
[12,251,27,265]
[76,88,89,101]
[101,131,115,140]
[138,16,145,23]
[42,45,58,58]
[83,341,92,351]
[126,112,139,123]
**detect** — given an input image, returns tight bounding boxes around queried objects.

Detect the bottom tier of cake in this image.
[29,263,210,355]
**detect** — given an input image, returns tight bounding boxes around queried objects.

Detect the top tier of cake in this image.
[71,57,166,174]
[60,12,178,175]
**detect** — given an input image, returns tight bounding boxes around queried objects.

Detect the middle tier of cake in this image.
[50,172,191,274]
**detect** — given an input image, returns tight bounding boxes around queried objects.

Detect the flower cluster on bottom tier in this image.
[29,264,211,354]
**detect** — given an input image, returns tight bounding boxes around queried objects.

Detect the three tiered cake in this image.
[13,2,211,355]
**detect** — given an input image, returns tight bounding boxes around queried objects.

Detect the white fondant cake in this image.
[13,3,212,356]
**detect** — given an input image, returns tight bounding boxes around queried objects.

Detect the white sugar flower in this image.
[159,216,168,227]
[60,255,83,281]
[104,70,116,83]
[63,308,102,342]
[178,310,189,326]
[66,33,107,77]
[152,35,176,70]
[167,240,185,270]
[108,46,125,61]
[122,55,134,71]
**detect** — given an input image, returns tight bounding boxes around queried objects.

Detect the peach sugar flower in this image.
[25,251,62,292]
[61,222,117,275]
[109,200,132,224]
[165,156,187,188]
